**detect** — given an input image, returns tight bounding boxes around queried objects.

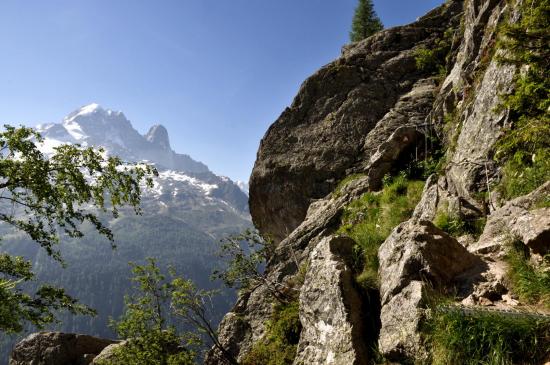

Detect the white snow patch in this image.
[157,170,218,195]
[75,103,100,117]
[37,138,65,155]
[236,180,249,195]
[106,133,126,148]
[64,121,86,141]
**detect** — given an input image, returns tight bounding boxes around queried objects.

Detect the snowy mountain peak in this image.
[32,104,249,213]
[145,124,170,150]
[37,104,234,175]
[63,103,125,124]
[64,103,101,121]
[77,102,101,115]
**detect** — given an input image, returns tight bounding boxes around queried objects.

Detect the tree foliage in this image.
[212,229,296,303]
[104,258,237,365]
[0,125,156,333]
[102,259,197,365]
[349,0,383,42]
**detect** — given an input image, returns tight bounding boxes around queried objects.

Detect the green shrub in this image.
[426,307,550,365]
[505,238,550,309]
[338,174,424,289]
[242,301,301,365]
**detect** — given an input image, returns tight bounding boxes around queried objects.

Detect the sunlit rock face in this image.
[209,0,540,363]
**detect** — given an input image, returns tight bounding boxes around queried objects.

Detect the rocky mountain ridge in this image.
[207,0,550,364]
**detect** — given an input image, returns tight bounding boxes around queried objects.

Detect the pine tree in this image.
[350,0,383,42]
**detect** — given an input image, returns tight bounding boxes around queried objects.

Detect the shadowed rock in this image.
[294,236,369,365]
[9,332,117,365]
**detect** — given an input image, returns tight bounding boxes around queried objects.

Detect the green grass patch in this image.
[433,211,486,238]
[426,307,550,365]
[338,174,424,289]
[499,149,550,199]
[533,193,550,209]
[242,300,301,365]
[505,238,550,309]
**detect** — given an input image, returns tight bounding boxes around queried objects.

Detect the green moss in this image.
[242,301,301,365]
[505,238,550,309]
[532,193,550,209]
[338,174,424,289]
[426,307,550,365]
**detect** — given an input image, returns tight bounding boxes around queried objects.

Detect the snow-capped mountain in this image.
[0,104,251,360]
[37,103,209,173]
[36,103,249,216]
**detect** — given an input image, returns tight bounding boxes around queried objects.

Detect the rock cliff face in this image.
[249,1,463,243]
[209,0,549,364]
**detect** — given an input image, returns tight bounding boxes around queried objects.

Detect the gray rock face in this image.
[9,332,116,365]
[433,0,515,201]
[211,0,539,363]
[294,236,369,365]
[378,220,479,360]
[206,176,372,364]
[471,182,550,256]
[145,124,171,150]
[249,1,463,243]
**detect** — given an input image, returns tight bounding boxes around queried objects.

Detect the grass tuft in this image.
[505,238,550,309]
[426,307,550,365]
[433,211,486,238]
[499,149,550,200]
[242,300,301,365]
[332,173,366,198]
[338,174,424,290]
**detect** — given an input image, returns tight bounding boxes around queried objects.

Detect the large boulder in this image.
[378,220,480,361]
[249,1,463,242]
[470,181,550,256]
[9,332,117,365]
[294,236,370,365]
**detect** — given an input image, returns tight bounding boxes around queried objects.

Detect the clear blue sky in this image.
[0,0,444,182]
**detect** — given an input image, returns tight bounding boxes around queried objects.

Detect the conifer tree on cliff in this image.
[350,0,383,42]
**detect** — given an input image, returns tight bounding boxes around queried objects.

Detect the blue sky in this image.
[0,0,444,182]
